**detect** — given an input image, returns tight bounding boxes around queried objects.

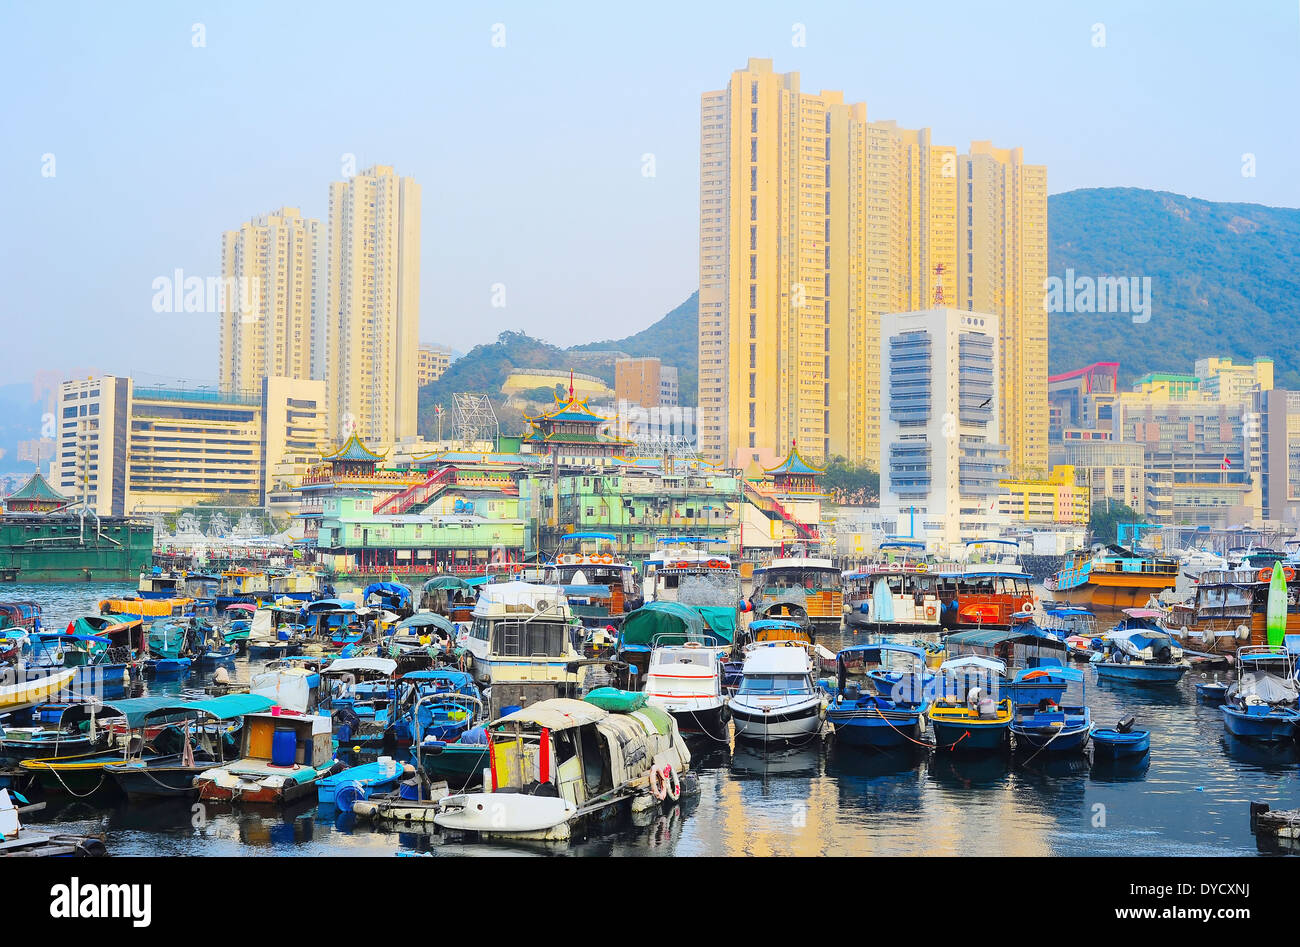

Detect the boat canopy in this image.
[422,575,472,592]
[620,602,709,647]
[142,694,277,722]
[1013,664,1085,683]
[304,599,356,613]
[1120,607,1166,620]
[394,613,456,635]
[401,669,475,689]
[60,696,188,729]
[697,606,737,642]
[323,657,397,677]
[945,626,1062,649]
[1107,628,1178,655]
[364,582,413,608]
[1044,606,1094,617]
[750,618,806,632]
[839,642,926,661]
[32,632,109,645]
[939,655,1007,675]
[223,603,257,613]
[495,697,606,730]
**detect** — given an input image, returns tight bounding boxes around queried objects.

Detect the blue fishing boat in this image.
[411,691,490,788]
[1091,609,1189,684]
[317,758,406,810]
[1092,716,1150,758]
[1196,681,1229,704]
[826,643,929,748]
[1009,665,1093,754]
[144,620,201,677]
[1220,670,1300,742]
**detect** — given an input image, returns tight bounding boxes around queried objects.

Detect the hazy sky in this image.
[2,0,1297,388]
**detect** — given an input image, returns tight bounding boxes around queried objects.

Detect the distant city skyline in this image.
[3,1,1298,386]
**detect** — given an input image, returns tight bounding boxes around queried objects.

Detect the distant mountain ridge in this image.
[417,187,1300,438]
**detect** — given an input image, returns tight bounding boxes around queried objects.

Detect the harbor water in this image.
[8,583,1298,856]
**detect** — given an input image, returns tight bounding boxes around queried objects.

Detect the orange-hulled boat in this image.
[1044,544,1179,612]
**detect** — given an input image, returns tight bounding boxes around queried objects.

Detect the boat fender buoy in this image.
[649,766,668,801]
[664,765,680,803]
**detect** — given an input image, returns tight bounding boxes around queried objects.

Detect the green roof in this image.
[765,447,825,477]
[620,601,709,647]
[323,433,386,462]
[8,472,67,504]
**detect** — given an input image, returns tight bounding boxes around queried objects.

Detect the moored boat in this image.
[433,697,691,841]
[1045,544,1179,613]
[730,643,825,744]
[194,709,339,805]
[750,549,843,630]
[826,643,929,748]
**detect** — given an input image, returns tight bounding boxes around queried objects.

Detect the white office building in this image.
[879,308,1008,552]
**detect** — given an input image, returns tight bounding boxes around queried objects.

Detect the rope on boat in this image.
[936,729,971,752]
[44,764,106,799]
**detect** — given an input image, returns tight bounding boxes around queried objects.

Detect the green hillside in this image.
[1047,188,1300,386]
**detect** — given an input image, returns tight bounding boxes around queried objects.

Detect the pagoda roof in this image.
[765,447,825,477]
[8,471,67,504]
[322,433,387,462]
[524,394,607,425]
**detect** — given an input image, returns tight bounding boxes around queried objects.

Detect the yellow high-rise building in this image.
[958,143,1049,474]
[325,165,421,446]
[699,58,1047,473]
[219,207,323,393]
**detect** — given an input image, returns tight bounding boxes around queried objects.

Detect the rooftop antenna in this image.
[933,263,946,306]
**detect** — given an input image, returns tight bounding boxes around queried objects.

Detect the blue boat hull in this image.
[1221,706,1299,742]
[930,719,1009,752]
[1093,663,1187,684]
[828,710,924,748]
[1092,729,1150,758]
[1011,723,1092,754]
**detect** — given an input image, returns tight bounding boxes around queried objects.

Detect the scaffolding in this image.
[452,393,499,449]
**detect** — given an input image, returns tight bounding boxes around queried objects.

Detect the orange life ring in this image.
[925,606,937,620]
[1255,567,1292,583]
[649,766,668,800]
[599,554,614,564]
[673,561,691,570]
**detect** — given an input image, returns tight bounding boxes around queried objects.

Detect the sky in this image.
[1,0,1298,390]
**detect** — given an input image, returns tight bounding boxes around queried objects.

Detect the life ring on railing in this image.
[673,561,691,570]
[1257,566,1294,583]
[925,606,937,620]
[598,554,614,564]
[707,559,728,569]
[649,766,668,801]
[663,765,680,803]
[684,641,703,648]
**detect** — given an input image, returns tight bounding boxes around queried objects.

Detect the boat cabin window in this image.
[491,620,568,658]
[739,673,811,694]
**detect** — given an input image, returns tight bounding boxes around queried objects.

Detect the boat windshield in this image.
[739,673,813,695]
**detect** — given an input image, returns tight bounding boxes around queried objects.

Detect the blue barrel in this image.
[334,780,366,810]
[270,727,297,767]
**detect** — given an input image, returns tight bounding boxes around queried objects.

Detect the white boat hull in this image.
[730,695,823,743]
[434,791,577,837]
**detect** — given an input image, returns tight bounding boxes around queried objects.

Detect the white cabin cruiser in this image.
[644,643,729,741]
[729,643,826,744]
